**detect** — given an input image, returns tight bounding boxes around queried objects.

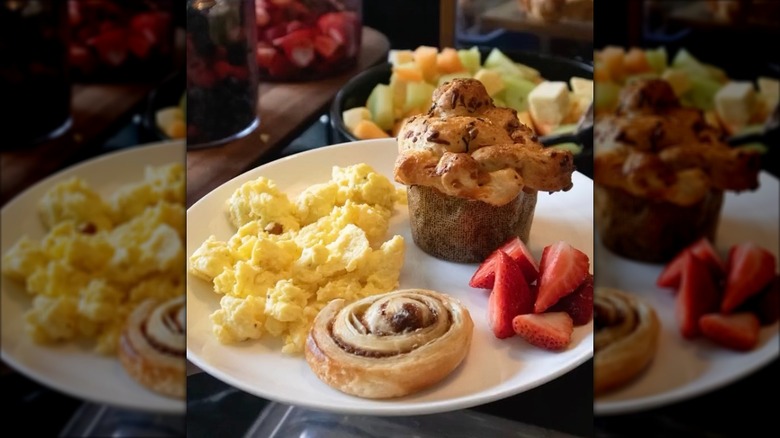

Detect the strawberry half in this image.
[88,28,128,67]
[721,242,776,313]
[549,274,594,326]
[534,241,590,313]
[487,251,535,339]
[676,252,721,338]
[469,236,539,289]
[512,312,573,351]
[699,312,760,351]
[657,238,726,289]
[738,275,780,326]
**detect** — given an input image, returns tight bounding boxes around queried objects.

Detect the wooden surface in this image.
[0,82,158,206]
[481,0,593,42]
[185,27,390,206]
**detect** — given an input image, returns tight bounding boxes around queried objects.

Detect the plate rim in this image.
[185,138,594,416]
[1,140,186,414]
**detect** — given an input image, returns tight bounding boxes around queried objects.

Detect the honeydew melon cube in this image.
[484,48,521,76]
[645,47,668,74]
[528,81,569,127]
[342,106,372,133]
[672,48,710,79]
[388,50,414,65]
[685,76,723,111]
[594,81,621,113]
[438,71,472,87]
[502,76,536,112]
[457,47,481,74]
[474,68,505,96]
[403,81,435,114]
[570,77,593,100]
[715,81,756,128]
[367,84,395,131]
[515,63,542,82]
[758,76,779,112]
[492,97,507,108]
[662,69,692,96]
[705,64,729,83]
[550,142,583,155]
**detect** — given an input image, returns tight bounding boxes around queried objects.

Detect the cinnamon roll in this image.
[119,295,185,399]
[594,287,660,395]
[305,289,473,399]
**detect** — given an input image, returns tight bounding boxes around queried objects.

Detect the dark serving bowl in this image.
[329,50,594,176]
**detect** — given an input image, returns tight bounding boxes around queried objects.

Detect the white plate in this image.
[594,172,780,416]
[1,141,186,414]
[186,138,594,416]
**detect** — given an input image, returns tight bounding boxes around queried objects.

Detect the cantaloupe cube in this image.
[342,107,371,133]
[353,120,391,139]
[388,50,414,65]
[404,81,435,113]
[414,46,439,83]
[391,120,404,137]
[594,61,611,83]
[389,73,407,117]
[623,47,652,75]
[367,84,394,131]
[474,68,505,96]
[437,48,465,74]
[392,62,424,82]
[598,46,625,82]
[165,120,186,139]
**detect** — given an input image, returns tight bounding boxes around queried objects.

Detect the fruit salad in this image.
[343,46,593,155]
[155,94,186,140]
[68,0,173,81]
[255,0,361,81]
[187,0,259,147]
[595,46,779,148]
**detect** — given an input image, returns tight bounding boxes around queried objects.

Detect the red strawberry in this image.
[256,47,277,68]
[87,28,128,67]
[657,238,726,289]
[314,34,340,59]
[487,251,535,339]
[512,312,573,351]
[549,274,594,326]
[738,275,780,325]
[273,29,315,68]
[676,252,721,338]
[317,12,359,56]
[128,31,154,59]
[534,241,590,313]
[721,242,776,313]
[469,236,539,289]
[69,45,96,74]
[699,312,760,351]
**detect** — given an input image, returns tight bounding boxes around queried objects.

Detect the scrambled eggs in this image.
[189,163,407,354]
[2,163,185,355]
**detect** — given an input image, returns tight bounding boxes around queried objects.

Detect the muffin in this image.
[394,79,575,263]
[594,79,762,263]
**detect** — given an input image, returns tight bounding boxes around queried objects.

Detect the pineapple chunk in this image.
[662,69,691,97]
[758,76,779,113]
[366,84,395,131]
[715,81,756,129]
[404,82,435,113]
[570,77,593,100]
[342,107,371,133]
[474,68,505,96]
[528,81,570,128]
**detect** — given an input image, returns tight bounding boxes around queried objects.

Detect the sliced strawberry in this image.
[187,58,217,88]
[487,251,535,339]
[657,238,725,289]
[314,34,340,59]
[256,46,277,68]
[699,312,760,351]
[676,252,721,338]
[130,11,171,44]
[469,236,539,289]
[88,28,128,67]
[721,242,776,313]
[128,31,154,59]
[273,29,315,68]
[512,312,573,351]
[534,241,590,313]
[263,23,288,43]
[549,274,594,326]
[69,45,96,74]
[286,20,307,34]
[738,275,780,325]
[317,12,359,56]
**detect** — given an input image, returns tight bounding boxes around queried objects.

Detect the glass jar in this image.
[1,0,72,147]
[186,0,260,148]
[255,0,362,81]
[67,0,175,82]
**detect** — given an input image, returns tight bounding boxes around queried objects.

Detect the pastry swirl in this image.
[594,287,659,395]
[305,289,473,399]
[119,295,185,399]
